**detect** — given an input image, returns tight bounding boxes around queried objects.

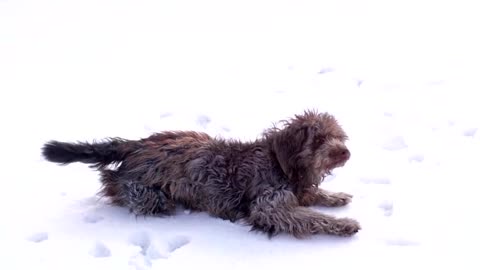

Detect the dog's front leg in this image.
[248,189,360,238]
[300,187,353,207]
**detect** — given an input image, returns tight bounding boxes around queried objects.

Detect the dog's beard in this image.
[314,163,332,185]
[315,158,344,185]
[319,168,332,183]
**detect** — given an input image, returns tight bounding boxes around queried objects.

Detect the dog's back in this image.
[41,130,270,220]
[120,131,274,221]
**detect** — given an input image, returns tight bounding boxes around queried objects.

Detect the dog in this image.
[41,109,360,238]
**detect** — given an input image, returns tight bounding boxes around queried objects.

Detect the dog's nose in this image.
[340,149,350,160]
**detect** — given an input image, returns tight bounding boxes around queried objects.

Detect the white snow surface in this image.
[1,0,480,269]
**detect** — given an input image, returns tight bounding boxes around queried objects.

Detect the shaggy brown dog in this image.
[42,110,360,238]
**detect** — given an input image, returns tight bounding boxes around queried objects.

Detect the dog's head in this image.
[265,110,350,187]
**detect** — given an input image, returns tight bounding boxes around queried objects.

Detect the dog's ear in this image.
[271,122,317,180]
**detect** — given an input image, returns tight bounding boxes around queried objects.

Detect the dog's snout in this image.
[330,148,350,161]
[340,149,350,159]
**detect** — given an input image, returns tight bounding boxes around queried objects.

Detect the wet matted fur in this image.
[42,110,360,238]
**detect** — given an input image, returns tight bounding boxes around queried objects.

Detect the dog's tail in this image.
[41,138,139,168]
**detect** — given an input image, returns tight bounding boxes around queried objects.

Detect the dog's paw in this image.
[333,217,361,236]
[331,192,353,206]
[322,191,353,207]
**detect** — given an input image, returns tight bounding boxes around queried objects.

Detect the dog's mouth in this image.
[315,159,346,178]
[322,160,344,170]
[314,150,351,183]
[334,159,348,168]
[315,169,331,185]
[314,163,332,179]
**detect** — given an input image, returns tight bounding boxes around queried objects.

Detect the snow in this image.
[1,0,480,269]
[89,241,112,258]
[26,232,49,243]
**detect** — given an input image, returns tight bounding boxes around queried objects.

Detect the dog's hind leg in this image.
[98,169,176,216]
[248,189,360,238]
[123,182,177,216]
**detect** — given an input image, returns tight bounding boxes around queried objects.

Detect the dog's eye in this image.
[314,137,325,145]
